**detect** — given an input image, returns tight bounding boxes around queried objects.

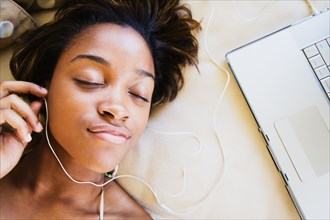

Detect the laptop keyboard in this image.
[303,37,330,100]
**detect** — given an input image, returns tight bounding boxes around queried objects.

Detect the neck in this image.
[11,133,105,199]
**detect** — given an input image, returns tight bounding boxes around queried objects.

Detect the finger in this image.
[30,100,44,132]
[0,109,32,143]
[30,100,43,115]
[0,94,42,133]
[0,80,47,99]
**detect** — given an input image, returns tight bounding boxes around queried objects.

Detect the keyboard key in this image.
[303,44,319,58]
[315,65,330,79]
[316,40,330,66]
[309,55,325,69]
[321,76,330,93]
[303,38,330,100]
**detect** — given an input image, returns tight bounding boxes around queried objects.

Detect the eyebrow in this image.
[71,54,155,81]
[71,54,110,65]
[136,69,155,81]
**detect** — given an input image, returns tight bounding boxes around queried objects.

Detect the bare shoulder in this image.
[104,181,152,219]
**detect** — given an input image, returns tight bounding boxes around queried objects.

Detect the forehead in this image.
[68,23,149,50]
[62,23,154,72]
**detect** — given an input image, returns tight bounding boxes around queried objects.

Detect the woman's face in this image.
[47,24,155,173]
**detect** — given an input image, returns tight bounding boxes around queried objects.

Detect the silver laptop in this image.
[226,9,329,220]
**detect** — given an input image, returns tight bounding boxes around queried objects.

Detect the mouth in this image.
[87,124,131,145]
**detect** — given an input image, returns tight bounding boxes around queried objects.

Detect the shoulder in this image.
[104,181,151,219]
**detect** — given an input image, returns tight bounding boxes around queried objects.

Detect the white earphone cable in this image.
[42,0,229,216]
[145,127,202,198]
[304,0,320,15]
[232,0,277,22]
[42,0,299,215]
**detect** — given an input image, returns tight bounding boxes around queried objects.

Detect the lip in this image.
[87,123,131,144]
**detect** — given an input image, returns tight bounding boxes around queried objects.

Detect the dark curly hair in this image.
[10,0,201,106]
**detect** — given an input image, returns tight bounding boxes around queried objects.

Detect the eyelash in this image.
[74,79,104,87]
[129,92,149,103]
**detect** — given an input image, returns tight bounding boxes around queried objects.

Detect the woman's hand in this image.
[0,81,48,179]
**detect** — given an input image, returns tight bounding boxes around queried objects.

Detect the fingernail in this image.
[36,122,43,132]
[25,133,32,142]
[40,86,48,93]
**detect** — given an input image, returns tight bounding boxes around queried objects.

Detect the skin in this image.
[0,23,154,219]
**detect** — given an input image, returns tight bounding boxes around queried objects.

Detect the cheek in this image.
[46,83,88,146]
[47,98,79,149]
[48,99,80,129]
[130,110,150,146]
[47,73,91,124]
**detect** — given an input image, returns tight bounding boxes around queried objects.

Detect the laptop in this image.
[226,9,329,220]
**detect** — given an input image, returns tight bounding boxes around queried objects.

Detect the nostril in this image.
[97,101,129,121]
[102,111,115,118]
[101,110,129,121]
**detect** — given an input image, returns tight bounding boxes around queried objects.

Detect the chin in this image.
[84,160,116,173]
[81,155,120,174]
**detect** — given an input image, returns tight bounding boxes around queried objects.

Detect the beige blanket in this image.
[1,1,329,219]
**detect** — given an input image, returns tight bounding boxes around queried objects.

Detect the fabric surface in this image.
[117,1,329,219]
[0,1,329,219]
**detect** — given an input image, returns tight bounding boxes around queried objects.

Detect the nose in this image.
[97,91,129,122]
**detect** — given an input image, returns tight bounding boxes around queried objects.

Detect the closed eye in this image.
[74,79,104,87]
[129,92,149,103]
